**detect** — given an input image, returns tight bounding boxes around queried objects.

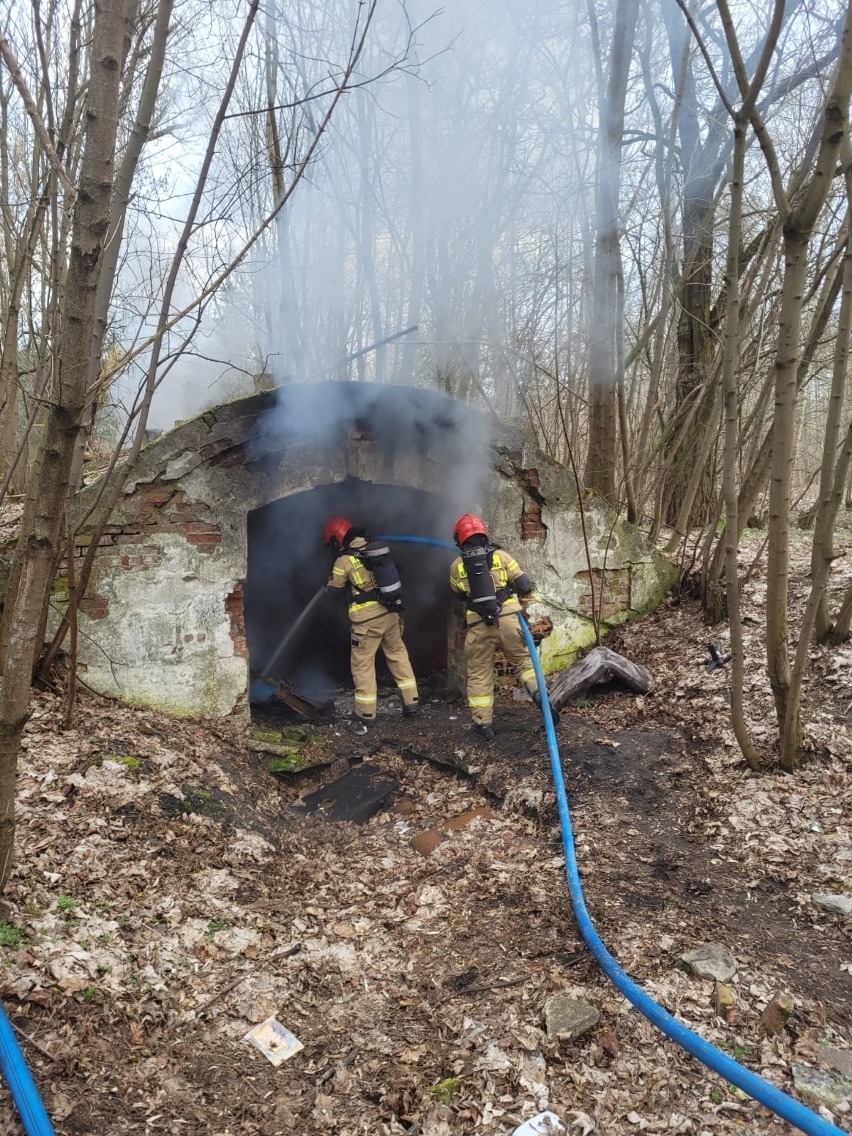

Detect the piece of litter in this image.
[512,1112,566,1136]
[243,1017,303,1066]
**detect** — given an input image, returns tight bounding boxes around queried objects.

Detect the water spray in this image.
[260,585,326,675]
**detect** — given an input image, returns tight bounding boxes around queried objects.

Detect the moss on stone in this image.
[51,577,70,600]
[539,618,598,675]
[250,727,286,744]
[267,752,305,774]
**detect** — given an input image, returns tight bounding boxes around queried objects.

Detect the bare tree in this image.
[583,0,639,503]
[801,142,852,646]
[0,0,133,888]
[715,0,786,771]
[744,3,852,768]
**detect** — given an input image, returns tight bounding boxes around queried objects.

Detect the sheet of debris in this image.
[0,526,849,1135]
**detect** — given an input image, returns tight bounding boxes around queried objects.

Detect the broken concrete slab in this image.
[820,1046,852,1080]
[811,892,852,916]
[676,943,737,983]
[792,1061,852,1111]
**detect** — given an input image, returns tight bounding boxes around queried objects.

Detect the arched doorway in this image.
[244,481,458,706]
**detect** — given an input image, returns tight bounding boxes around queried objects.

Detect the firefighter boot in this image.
[532,689,560,728]
[473,722,495,742]
[349,717,376,736]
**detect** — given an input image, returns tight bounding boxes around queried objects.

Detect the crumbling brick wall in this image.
[576,567,631,621]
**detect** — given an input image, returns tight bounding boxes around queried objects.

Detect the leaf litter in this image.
[0,527,849,1134]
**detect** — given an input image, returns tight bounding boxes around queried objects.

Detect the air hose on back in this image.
[381,534,845,1135]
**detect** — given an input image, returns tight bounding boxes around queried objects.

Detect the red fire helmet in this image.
[323,516,353,547]
[453,513,488,545]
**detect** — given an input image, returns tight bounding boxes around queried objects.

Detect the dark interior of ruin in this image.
[244,481,457,705]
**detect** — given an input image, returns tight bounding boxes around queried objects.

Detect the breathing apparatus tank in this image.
[460,542,501,625]
[361,540,404,611]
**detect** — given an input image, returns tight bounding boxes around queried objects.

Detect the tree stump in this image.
[549,646,653,710]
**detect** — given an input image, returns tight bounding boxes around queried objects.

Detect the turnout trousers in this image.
[350,610,419,721]
[464,614,538,726]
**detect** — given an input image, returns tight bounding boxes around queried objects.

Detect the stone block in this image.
[811,893,852,916]
[677,943,737,982]
[714,981,735,1016]
[542,993,599,1039]
[819,1045,852,1080]
[760,991,794,1035]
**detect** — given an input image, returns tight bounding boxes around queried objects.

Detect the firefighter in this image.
[449,513,558,741]
[324,516,419,734]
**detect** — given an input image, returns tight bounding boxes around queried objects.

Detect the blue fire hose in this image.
[382,533,845,1135]
[0,1002,55,1134]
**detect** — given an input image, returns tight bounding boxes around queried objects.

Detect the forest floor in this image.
[0,526,851,1136]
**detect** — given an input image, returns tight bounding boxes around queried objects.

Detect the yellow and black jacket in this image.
[449,547,530,625]
[327,536,385,623]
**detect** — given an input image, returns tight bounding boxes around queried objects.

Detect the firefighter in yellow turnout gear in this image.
[324,516,419,734]
[449,513,558,742]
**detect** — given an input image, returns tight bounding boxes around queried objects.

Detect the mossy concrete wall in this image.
[482,448,678,675]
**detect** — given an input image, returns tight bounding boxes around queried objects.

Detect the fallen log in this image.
[549,646,654,710]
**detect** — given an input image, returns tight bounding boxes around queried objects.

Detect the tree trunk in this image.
[702,225,844,607]
[659,0,726,527]
[813,193,852,641]
[764,6,852,769]
[719,109,761,768]
[766,235,812,765]
[0,0,132,890]
[583,0,638,503]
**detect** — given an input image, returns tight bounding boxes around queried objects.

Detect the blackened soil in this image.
[268,680,851,1028]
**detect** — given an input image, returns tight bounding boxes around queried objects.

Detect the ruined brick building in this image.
[45,382,675,717]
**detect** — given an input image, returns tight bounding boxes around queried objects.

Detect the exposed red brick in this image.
[521,500,545,541]
[179,522,220,535]
[225,583,247,656]
[142,485,176,506]
[185,533,222,547]
[577,568,631,618]
[528,616,553,642]
[80,595,109,620]
[760,992,794,1035]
